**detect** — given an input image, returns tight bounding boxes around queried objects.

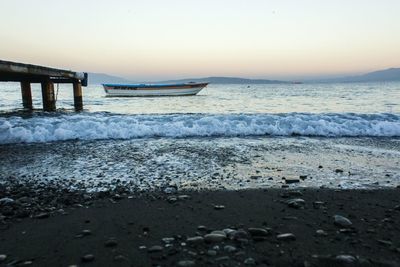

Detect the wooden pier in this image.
[0,60,88,111]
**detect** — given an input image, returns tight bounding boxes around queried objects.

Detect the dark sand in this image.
[1,189,400,267]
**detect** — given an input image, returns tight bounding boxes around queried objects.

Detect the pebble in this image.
[277,233,296,241]
[224,245,237,253]
[316,229,328,236]
[335,255,357,263]
[299,175,308,180]
[333,215,353,227]
[34,212,49,219]
[250,175,261,180]
[335,169,344,173]
[177,260,196,267]
[216,256,230,262]
[114,255,127,262]
[285,177,300,184]
[104,239,118,247]
[148,245,163,253]
[162,237,175,244]
[0,197,14,205]
[244,257,256,265]
[214,205,225,210]
[247,228,270,237]
[0,255,7,262]
[178,195,190,200]
[287,198,306,209]
[82,229,92,236]
[81,254,95,262]
[197,225,207,231]
[204,233,226,243]
[207,249,217,256]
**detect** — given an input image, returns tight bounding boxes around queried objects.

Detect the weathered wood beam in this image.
[73,82,83,111]
[0,60,85,80]
[41,81,56,111]
[20,82,33,109]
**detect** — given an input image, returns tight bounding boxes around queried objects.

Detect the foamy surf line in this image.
[0,113,399,144]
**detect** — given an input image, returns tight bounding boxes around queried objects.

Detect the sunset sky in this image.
[1,0,399,81]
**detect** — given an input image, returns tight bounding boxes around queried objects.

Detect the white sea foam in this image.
[0,113,399,144]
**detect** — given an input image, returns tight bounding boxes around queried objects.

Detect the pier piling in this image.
[41,81,56,111]
[73,82,83,111]
[20,81,33,109]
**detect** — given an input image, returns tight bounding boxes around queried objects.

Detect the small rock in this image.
[0,198,14,205]
[250,175,261,180]
[224,245,237,253]
[288,190,303,197]
[299,175,308,180]
[197,225,207,231]
[214,205,225,210]
[216,256,230,262]
[178,195,190,200]
[316,229,328,236]
[177,260,196,267]
[0,255,7,262]
[394,205,400,211]
[82,229,92,236]
[333,215,352,227]
[148,245,163,253]
[34,212,49,219]
[81,254,95,262]
[335,169,344,173]
[244,257,256,265]
[207,249,217,256]
[377,239,393,246]
[204,233,226,243]
[162,237,175,244]
[164,186,177,194]
[285,177,300,184]
[105,239,118,247]
[277,233,296,241]
[318,165,323,168]
[287,198,306,209]
[335,255,357,263]
[114,255,127,262]
[248,228,270,237]
[313,201,325,209]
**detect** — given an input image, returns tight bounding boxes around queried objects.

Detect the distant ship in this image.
[103,82,208,97]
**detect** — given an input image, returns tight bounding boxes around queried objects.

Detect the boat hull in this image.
[103,83,208,97]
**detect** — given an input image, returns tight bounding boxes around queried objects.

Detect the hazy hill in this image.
[158,76,288,84]
[88,73,133,84]
[319,68,400,83]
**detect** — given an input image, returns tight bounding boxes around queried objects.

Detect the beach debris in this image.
[81,254,95,262]
[277,233,296,241]
[287,198,306,209]
[333,215,352,227]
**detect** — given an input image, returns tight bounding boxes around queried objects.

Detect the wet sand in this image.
[1,188,400,266]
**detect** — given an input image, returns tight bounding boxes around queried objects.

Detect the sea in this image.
[0,82,399,191]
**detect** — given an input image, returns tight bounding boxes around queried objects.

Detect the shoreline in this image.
[1,188,400,266]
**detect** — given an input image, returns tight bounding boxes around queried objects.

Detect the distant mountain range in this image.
[317,68,400,83]
[88,68,400,85]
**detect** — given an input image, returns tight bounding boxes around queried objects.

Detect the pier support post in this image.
[20,82,33,109]
[73,82,83,111]
[41,81,56,111]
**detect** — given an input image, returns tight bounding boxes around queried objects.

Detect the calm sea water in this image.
[1,82,399,114]
[1,82,399,190]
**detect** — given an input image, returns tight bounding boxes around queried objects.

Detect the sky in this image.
[1,0,399,81]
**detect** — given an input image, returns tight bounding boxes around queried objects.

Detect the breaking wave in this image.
[0,113,399,144]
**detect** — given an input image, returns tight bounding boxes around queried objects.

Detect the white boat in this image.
[103,82,208,97]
